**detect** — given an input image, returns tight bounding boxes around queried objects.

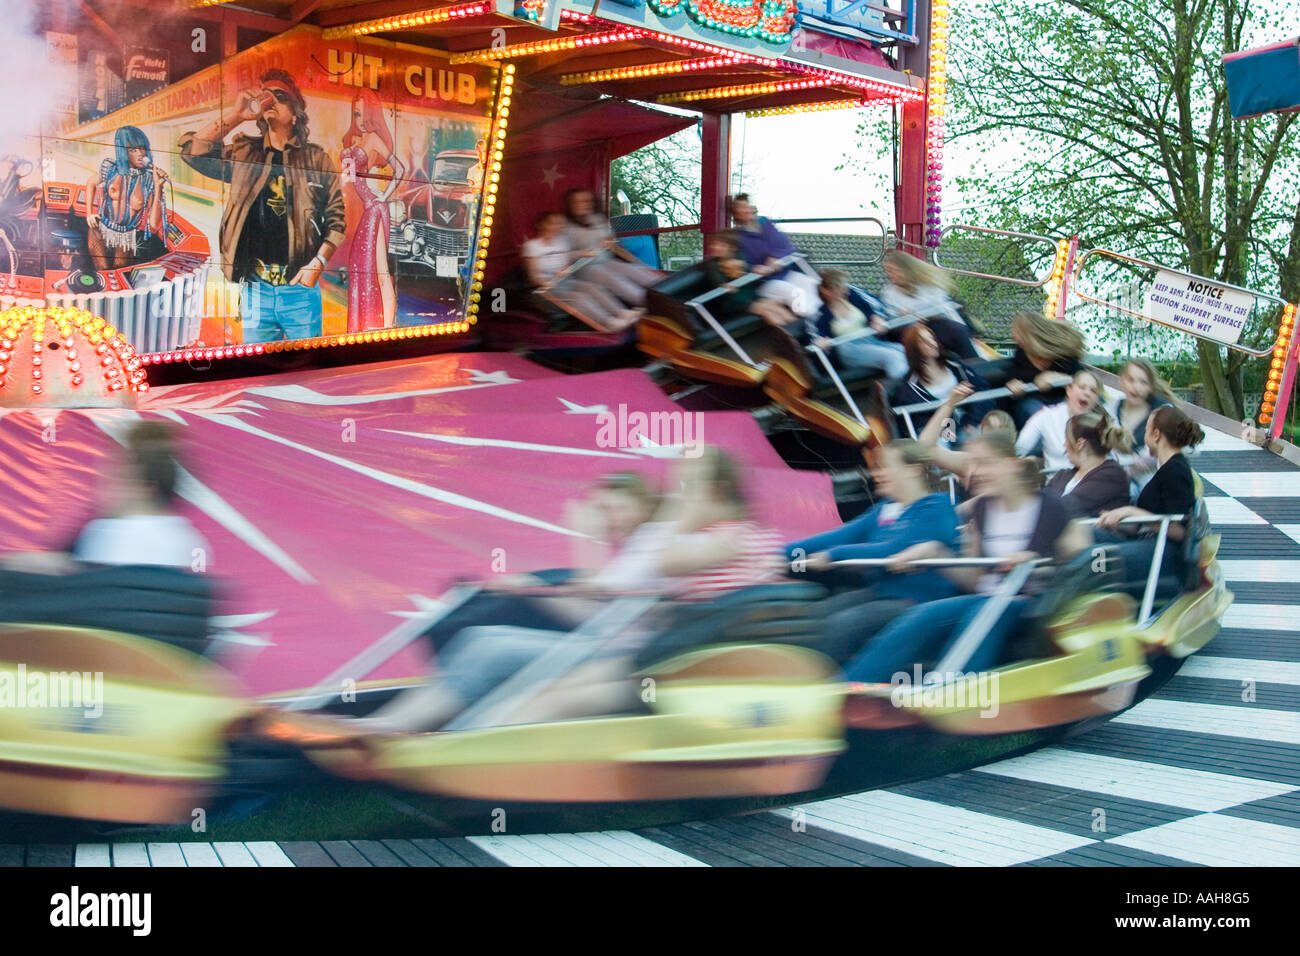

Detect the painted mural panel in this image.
[1,25,496,354]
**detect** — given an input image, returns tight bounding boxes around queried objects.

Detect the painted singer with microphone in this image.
[180,69,345,343]
[84,125,169,273]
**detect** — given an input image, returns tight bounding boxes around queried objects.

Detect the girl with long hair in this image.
[786,439,961,662]
[879,249,978,359]
[977,311,1086,425]
[1105,357,1176,487]
[342,89,406,331]
[563,188,663,308]
[891,321,993,437]
[85,125,168,271]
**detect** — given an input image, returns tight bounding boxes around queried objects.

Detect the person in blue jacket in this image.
[785,439,960,663]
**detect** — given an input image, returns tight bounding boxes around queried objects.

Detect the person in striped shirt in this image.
[359,448,786,731]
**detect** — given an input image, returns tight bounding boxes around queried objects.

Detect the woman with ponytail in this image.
[1098,404,1205,544]
[1045,409,1133,516]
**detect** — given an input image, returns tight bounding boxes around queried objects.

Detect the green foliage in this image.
[610,126,702,229]
[844,0,1299,421]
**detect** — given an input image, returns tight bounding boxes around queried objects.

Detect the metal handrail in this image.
[832,556,1048,676]
[683,252,805,368]
[1072,248,1286,358]
[281,583,482,711]
[933,224,1061,289]
[892,377,1070,440]
[1079,512,1184,627]
[444,594,660,731]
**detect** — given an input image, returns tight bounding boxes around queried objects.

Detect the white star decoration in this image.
[387,593,450,620]
[541,165,562,188]
[558,397,609,414]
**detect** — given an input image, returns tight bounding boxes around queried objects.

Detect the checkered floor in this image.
[7,428,1298,867]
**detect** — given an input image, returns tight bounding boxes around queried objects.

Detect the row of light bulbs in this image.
[324,2,490,40]
[1259,302,1296,426]
[560,55,741,85]
[924,0,951,247]
[1042,239,1071,320]
[661,78,831,103]
[745,98,866,117]
[464,64,517,328]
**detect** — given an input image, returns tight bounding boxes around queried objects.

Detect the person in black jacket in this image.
[972,311,1085,426]
[1098,405,1204,541]
[890,322,993,439]
[1046,408,1133,517]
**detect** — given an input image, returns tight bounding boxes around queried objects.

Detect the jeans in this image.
[842,593,1031,683]
[242,280,323,342]
[835,338,909,381]
[436,625,563,705]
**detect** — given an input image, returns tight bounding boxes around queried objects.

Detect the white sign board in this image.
[1144,269,1253,346]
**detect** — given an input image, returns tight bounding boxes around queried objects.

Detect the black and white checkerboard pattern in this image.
[7,430,1298,867]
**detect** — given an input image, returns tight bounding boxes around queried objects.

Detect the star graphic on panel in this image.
[387,593,451,620]
[558,397,610,415]
[209,611,277,648]
[465,369,520,385]
[541,165,563,188]
[628,435,691,459]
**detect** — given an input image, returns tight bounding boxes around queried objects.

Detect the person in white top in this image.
[522,211,640,331]
[1015,369,1105,472]
[879,250,978,359]
[3,420,208,574]
[562,189,663,308]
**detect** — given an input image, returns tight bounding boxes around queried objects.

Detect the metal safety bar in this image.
[831,556,1049,677]
[770,216,890,266]
[892,376,1071,440]
[1072,248,1287,358]
[444,594,661,731]
[809,344,870,427]
[684,252,805,368]
[531,253,623,333]
[281,583,483,710]
[1078,513,1184,627]
[932,224,1061,289]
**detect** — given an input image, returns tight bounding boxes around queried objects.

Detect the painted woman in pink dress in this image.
[342,90,405,331]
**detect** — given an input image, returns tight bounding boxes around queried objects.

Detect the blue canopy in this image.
[1224,37,1300,119]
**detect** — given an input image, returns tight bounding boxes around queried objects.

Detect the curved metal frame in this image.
[1072,248,1287,358]
[932,224,1061,288]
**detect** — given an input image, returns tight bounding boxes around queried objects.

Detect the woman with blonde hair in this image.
[879,249,978,359]
[1016,368,1107,471]
[977,311,1086,425]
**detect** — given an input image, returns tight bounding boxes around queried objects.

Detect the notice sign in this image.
[1145,269,1253,346]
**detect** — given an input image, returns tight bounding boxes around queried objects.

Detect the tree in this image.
[610,126,701,227]
[939,0,1298,418]
[611,126,702,264]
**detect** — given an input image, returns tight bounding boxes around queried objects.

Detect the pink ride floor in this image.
[0,353,840,697]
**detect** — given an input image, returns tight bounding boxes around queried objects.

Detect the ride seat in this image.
[1005,549,1128,662]
[0,564,215,656]
[633,581,829,669]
